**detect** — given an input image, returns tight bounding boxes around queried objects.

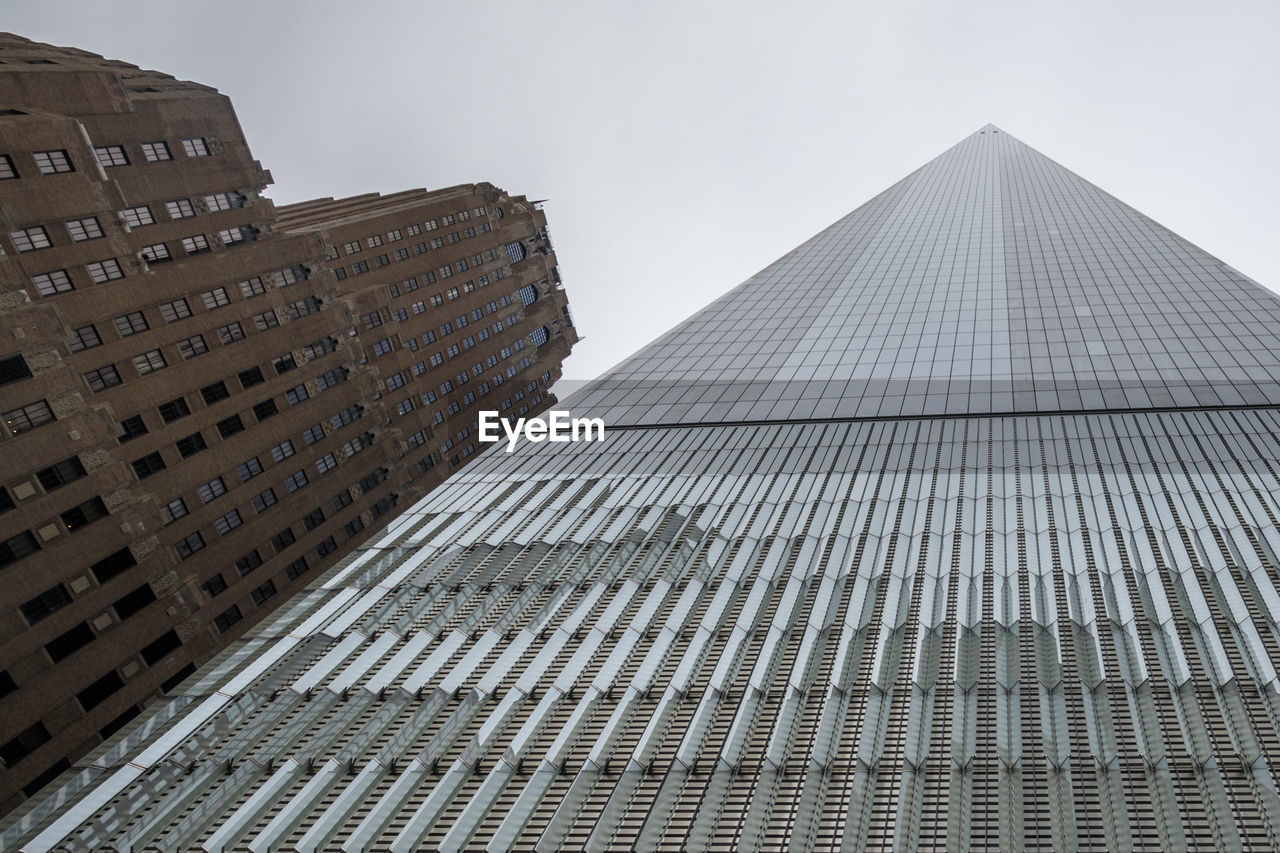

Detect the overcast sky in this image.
[8,1,1280,382]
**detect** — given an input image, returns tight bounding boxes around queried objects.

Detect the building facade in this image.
[0,33,575,811]
[9,126,1280,850]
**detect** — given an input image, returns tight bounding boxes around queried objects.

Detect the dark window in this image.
[272,354,297,374]
[158,397,190,423]
[112,584,156,620]
[251,580,276,605]
[175,532,204,559]
[141,630,181,665]
[216,415,245,439]
[175,432,207,458]
[302,507,325,530]
[0,487,12,513]
[99,705,140,740]
[0,355,32,387]
[270,528,295,553]
[36,456,86,491]
[316,536,337,557]
[238,366,264,389]
[91,547,136,583]
[0,722,51,768]
[77,670,125,711]
[21,584,72,624]
[285,557,309,580]
[0,670,16,699]
[252,399,278,421]
[235,549,263,576]
[161,663,196,693]
[61,496,108,531]
[202,573,228,596]
[332,489,353,511]
[200,381,229,405]
[45,621,94,662]
[118,415,148,442]
[131,452,166,479]
[343,517,365,538]
[214,606,242,633]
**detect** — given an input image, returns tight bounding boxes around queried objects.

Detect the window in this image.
[352,260,369,275]
[0,530,40,568]
[21,585,72,625]
[342,434,373,457]
[178,334,208,359]
[204,191,245,211]
[283,469,308,492]
[217,321,245,344]
[214,605,242,633]
[201,287,231,310]
[283,557,309,581]
[430,237,444,250]
[113,311,149,337]
[396,398,414,416]
[286,384,308,405]
[33,269,74,296]
[197,477,227,502]
[218,226,255,245]
[61,496,108,531]
[216,414,245,438]
[430,353,444,367]
[316,368,347,391]
[316,536,338,557]
[36,456,86,491]
[11,225,51,252]
[274,353,299,373]
[284,297,321,320]
[165,199,195,219]
[175,532,205,560]
[203,574,228,597]
[142,141,172,162]
[407,224,422,236]
[144,632,182,667]
[201,381,229,405]
[270,439,295,462]
[254,310,279,331]
[160,498,188,524]
[363,311,383,330]
[408,430,426,449]
[182,234,210,254]
[237,457,264,481]
[302,507,325,530]
[84,364,123,391]
[181,137,210,157]
[270,528,296,552]
[303,423,325,445]
[139,243,170,263]
[386,373,405,391]
[332,489,353,511]
[373,253,390,267]
[214,509,242,535]
[343,241,360,255]
[0,356,29,391]
[175,432,207,458]
[0,154,16,179]
[118,415,148,442]
[34,149,73,174]
[236,366,264,389]
[333,267,347,281]
[393,248,409,262]
[253,399,278,421]
[274,265,307,286]
[236,550,263,575]
[158,397,190,423]
[372,338,392,357]
[251,580,277,606]
[90,548,137,583]
[330,406,361,428]
[120,205,154,227]
[315,453,337,474]
[344,518,366,538]
[366,234,383,248]
[238,276,267,299]
[251,488,277,513]
[65,216,103,242]
[159,298,192,322]
[132,349,167,375]
[439,265,453,279]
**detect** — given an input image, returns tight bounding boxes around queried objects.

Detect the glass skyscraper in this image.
[9,126,1280,851]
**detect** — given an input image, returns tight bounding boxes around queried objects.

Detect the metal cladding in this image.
[10,126,1280,851]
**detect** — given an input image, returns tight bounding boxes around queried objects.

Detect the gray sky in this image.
[9,1,1280,382]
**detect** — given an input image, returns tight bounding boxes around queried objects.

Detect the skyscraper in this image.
[0,34,575,810]
[8,124,1280,851]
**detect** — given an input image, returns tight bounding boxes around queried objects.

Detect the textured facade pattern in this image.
[9,410,1280,850]
[572,127,1280,425]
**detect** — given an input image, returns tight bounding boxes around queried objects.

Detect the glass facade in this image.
[10,127,1280,852]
